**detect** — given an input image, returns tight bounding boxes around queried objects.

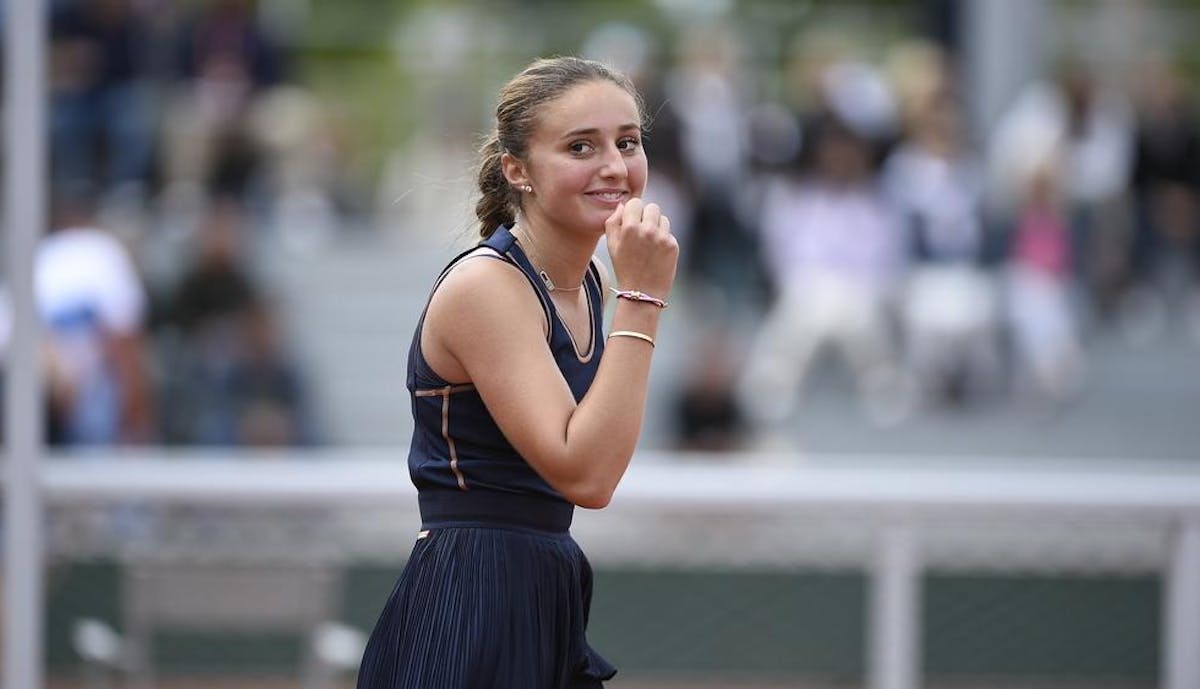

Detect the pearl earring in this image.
[522,185,533,193]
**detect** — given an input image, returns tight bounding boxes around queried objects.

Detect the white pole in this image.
[962,0,1047,146]
[869,523,921,689]
[4,0,48,687]
[1164,519,1200,689]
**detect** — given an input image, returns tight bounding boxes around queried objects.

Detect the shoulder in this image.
[434,247,525,304]
[420,246,552,382]
[425,247,548,338]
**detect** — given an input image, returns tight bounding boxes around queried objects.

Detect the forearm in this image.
[110,333,155,442]
[560,301,661,506]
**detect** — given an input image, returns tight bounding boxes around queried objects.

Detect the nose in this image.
[598,144,628,180]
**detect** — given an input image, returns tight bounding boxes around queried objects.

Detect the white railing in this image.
[20,450,1200,689]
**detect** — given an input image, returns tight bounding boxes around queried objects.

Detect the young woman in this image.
[356,57,678,689]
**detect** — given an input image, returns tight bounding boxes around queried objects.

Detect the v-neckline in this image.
[509,238,596,363]
[547,283,596,363]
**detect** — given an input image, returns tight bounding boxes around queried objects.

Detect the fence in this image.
[18,450,1200,689]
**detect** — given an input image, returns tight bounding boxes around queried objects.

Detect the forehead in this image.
[533,80,641,139]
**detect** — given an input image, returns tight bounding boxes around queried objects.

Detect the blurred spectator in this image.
[161,0,286,201]
[250,87,360,251]
[163,196,259,336]
[1005,164,1084,406]
[157,195,257,443]
[672,329,746,453]
[19,182,155,445]
[225,298,319,446]
[884,92,1001,408]
[665,23,766,313]
[49,0,155,197]
[156,195,317,445]
[885,39,952,141]
[738,117,908,433]
[1126,57,1200,341]
[784,30,899,166]
[989,60,1134,320]
[177,0,283,91]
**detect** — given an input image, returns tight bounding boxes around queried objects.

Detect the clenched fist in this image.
[603,198,679,300]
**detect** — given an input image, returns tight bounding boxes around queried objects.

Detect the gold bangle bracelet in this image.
[607,330,655,348]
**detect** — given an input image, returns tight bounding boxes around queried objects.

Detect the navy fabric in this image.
[419,491,576,533]
[405,224,605,499]
[357,224,616,688]
[357,525,615,689]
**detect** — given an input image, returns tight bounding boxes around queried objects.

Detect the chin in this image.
[563,210,612,235]
[570,219,607,239]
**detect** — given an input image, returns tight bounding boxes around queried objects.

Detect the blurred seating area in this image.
[1,0,1197,457]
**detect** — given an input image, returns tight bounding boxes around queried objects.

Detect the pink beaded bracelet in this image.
[610,287,669,309]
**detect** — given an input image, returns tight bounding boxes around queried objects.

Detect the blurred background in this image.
[3,0,1200,687]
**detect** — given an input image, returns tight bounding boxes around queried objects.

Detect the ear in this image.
[500,152,530,189]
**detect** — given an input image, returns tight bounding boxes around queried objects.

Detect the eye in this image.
[617,136,641,153]
[569,141,594,155]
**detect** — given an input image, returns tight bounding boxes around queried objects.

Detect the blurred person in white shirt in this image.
[884,92,1001,408]
[0,182,155,444]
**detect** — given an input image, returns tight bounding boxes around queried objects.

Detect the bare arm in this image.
[424,200,677,508]
[107,331,155,443]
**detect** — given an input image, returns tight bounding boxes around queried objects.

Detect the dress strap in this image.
[482,224,553,343]
[584,259,606,343]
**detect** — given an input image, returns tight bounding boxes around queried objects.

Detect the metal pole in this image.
[962,0,1046,148]
[869,522,921,689]
[4,0,48,687]
[1164,519,1200,689]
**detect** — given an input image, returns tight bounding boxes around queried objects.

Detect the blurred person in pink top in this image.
[1006,163,1084,406]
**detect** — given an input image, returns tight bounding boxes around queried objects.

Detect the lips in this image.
[585,190,628,203]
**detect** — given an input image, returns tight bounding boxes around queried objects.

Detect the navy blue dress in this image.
[357,225,617,689]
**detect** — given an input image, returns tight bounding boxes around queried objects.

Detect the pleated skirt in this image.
[356,524,617,689]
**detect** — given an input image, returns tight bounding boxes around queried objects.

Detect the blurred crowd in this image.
[592,21,1200,451]
[0,1,1197,454]
[1,0,328,447]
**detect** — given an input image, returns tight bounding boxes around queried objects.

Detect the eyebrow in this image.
[561,124,641,139]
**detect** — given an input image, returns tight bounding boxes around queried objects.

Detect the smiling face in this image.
[504,80,647,238]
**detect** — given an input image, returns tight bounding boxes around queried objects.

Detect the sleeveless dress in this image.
[356,225,618,689]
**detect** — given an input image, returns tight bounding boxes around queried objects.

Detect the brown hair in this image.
[475,56,643,238]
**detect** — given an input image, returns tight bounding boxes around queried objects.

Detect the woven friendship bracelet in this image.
[607,330,655,348]
[609,287,669,309]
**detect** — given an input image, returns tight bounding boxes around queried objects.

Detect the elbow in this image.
[543,443,633,509]
[573,489,613,510]
[561,479,617,510]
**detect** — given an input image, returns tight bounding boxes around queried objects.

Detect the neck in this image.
[512,215,596,292]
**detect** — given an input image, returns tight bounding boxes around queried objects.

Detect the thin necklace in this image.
[513,223,584,292]
[539,270,583,292]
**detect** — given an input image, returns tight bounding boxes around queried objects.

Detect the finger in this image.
[658,214,671,237]
[622,197,643,227]
[605,202,625,232]
[641,203,662,230]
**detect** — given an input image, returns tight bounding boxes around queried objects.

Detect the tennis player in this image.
[357,56,678,689]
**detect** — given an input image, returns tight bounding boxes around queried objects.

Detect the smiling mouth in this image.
[586,191,627,202]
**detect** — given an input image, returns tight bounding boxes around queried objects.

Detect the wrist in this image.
[609,287,669,309]
[611,301,661,337]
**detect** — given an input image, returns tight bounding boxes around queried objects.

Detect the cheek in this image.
[628,154,649,196]
[543,162,595,199]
